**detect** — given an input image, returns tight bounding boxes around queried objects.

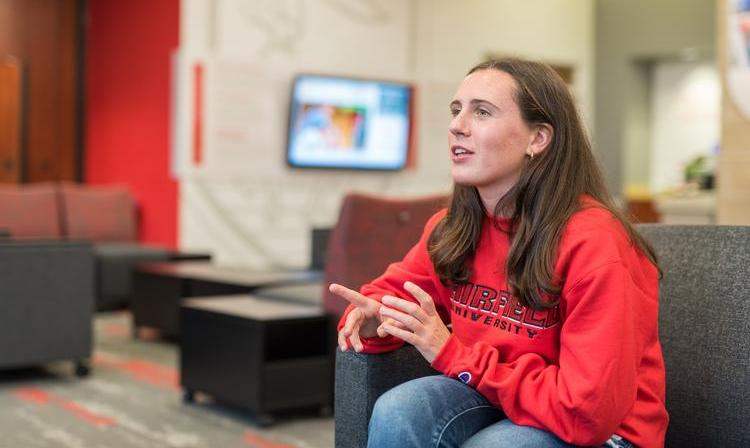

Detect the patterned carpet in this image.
[0,311,334,448]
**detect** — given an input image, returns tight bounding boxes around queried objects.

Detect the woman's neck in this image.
[477,183,515,218]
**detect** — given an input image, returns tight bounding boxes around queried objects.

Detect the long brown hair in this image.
[428,58,659,309]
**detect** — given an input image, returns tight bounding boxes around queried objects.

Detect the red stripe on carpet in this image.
[12,387,51,405]
[94,352,179,391]
[61,401,118,427]
[242,430,297,448]
[120,359,179,391]
[12,387,118,427]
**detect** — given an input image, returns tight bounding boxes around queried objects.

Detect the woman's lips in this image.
[451,145,474,163]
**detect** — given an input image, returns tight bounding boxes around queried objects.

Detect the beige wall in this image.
[718,0,750,224]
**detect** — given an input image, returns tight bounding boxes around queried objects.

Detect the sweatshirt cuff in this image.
[357,335,402,353]
[431,335,479,387]
[431,334,466,375]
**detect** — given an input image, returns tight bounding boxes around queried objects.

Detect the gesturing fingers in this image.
[350,319,364,352]
[380,321,419,346]
[329,283,378,314]
[376,317,405,338]
[379,305,421,332]
[337,328,347,351]
[338,308,361,351]
[381,295,428,323]
[404,281,438,316]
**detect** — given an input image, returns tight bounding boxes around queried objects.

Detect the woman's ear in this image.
[528,123,554,157]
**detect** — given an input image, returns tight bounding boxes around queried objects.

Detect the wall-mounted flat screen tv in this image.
[287,74,413,171]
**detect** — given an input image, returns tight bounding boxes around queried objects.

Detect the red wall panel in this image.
[85,0,179,247]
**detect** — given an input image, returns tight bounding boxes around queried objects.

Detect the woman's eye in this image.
[450,108,460,117]
[475,108,490,117]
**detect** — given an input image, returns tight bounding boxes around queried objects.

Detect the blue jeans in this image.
[367,375,633,448]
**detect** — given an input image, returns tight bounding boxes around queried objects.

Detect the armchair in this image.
[335,225,750,447]
[323,192,446,317]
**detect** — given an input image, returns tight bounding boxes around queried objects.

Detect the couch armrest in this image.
[0,240,94,368]
[335,345,438,448]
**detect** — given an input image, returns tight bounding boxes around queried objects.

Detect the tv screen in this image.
[287,74,413,170]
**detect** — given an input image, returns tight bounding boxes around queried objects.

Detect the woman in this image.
[330,58,668,448]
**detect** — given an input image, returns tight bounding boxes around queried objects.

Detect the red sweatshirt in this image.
[338,201,668,447]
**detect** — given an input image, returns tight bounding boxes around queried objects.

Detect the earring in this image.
[527,151,534,160]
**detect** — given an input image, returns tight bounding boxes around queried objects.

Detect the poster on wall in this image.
[726,0,750,118]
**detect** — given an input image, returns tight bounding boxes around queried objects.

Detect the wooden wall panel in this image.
[0,1,21,57]
[0,0,81,184]
[0,57,22,182]
[25,0,58,182]
[57,0,79,181]
[24,0,79,182]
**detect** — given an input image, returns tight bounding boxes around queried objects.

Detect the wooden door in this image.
[0,0,82,183]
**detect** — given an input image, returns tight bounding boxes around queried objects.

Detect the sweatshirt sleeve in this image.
[337,210,450,354]
[430,260,648,446]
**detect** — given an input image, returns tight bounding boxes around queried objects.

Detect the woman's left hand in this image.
[378,281,451,364]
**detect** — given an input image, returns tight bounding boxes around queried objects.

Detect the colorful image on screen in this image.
[292,104,367,152]
[287,75,412,170]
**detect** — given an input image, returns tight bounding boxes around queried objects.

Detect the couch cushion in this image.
[0,183,62,238]
[61,184,137,242]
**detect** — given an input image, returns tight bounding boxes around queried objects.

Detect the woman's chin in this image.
[452,179,475,187]
[450,170,478,186]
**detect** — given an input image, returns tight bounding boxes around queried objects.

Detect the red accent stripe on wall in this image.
[85,0,179,248]
[192,63,204,165]
[406,85,417,169]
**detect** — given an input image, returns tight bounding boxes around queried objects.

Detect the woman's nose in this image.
[449,113,469,137]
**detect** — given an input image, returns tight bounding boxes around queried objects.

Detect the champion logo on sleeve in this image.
[458,372,472,384]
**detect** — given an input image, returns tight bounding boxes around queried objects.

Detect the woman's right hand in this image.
[329,283,401,352]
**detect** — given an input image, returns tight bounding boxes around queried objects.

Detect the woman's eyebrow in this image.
[470,98,499,109]
[449,98,499,109]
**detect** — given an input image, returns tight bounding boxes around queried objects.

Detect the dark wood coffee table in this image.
[180,295,332,426]
[131,261,323,338]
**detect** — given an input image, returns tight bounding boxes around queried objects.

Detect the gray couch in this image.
[0,182,211,310]
[334,225,750,448]
[0,240,95,375]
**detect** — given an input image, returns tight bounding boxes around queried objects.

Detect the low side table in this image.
[132,262,322,338]
[180,295,332,425]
